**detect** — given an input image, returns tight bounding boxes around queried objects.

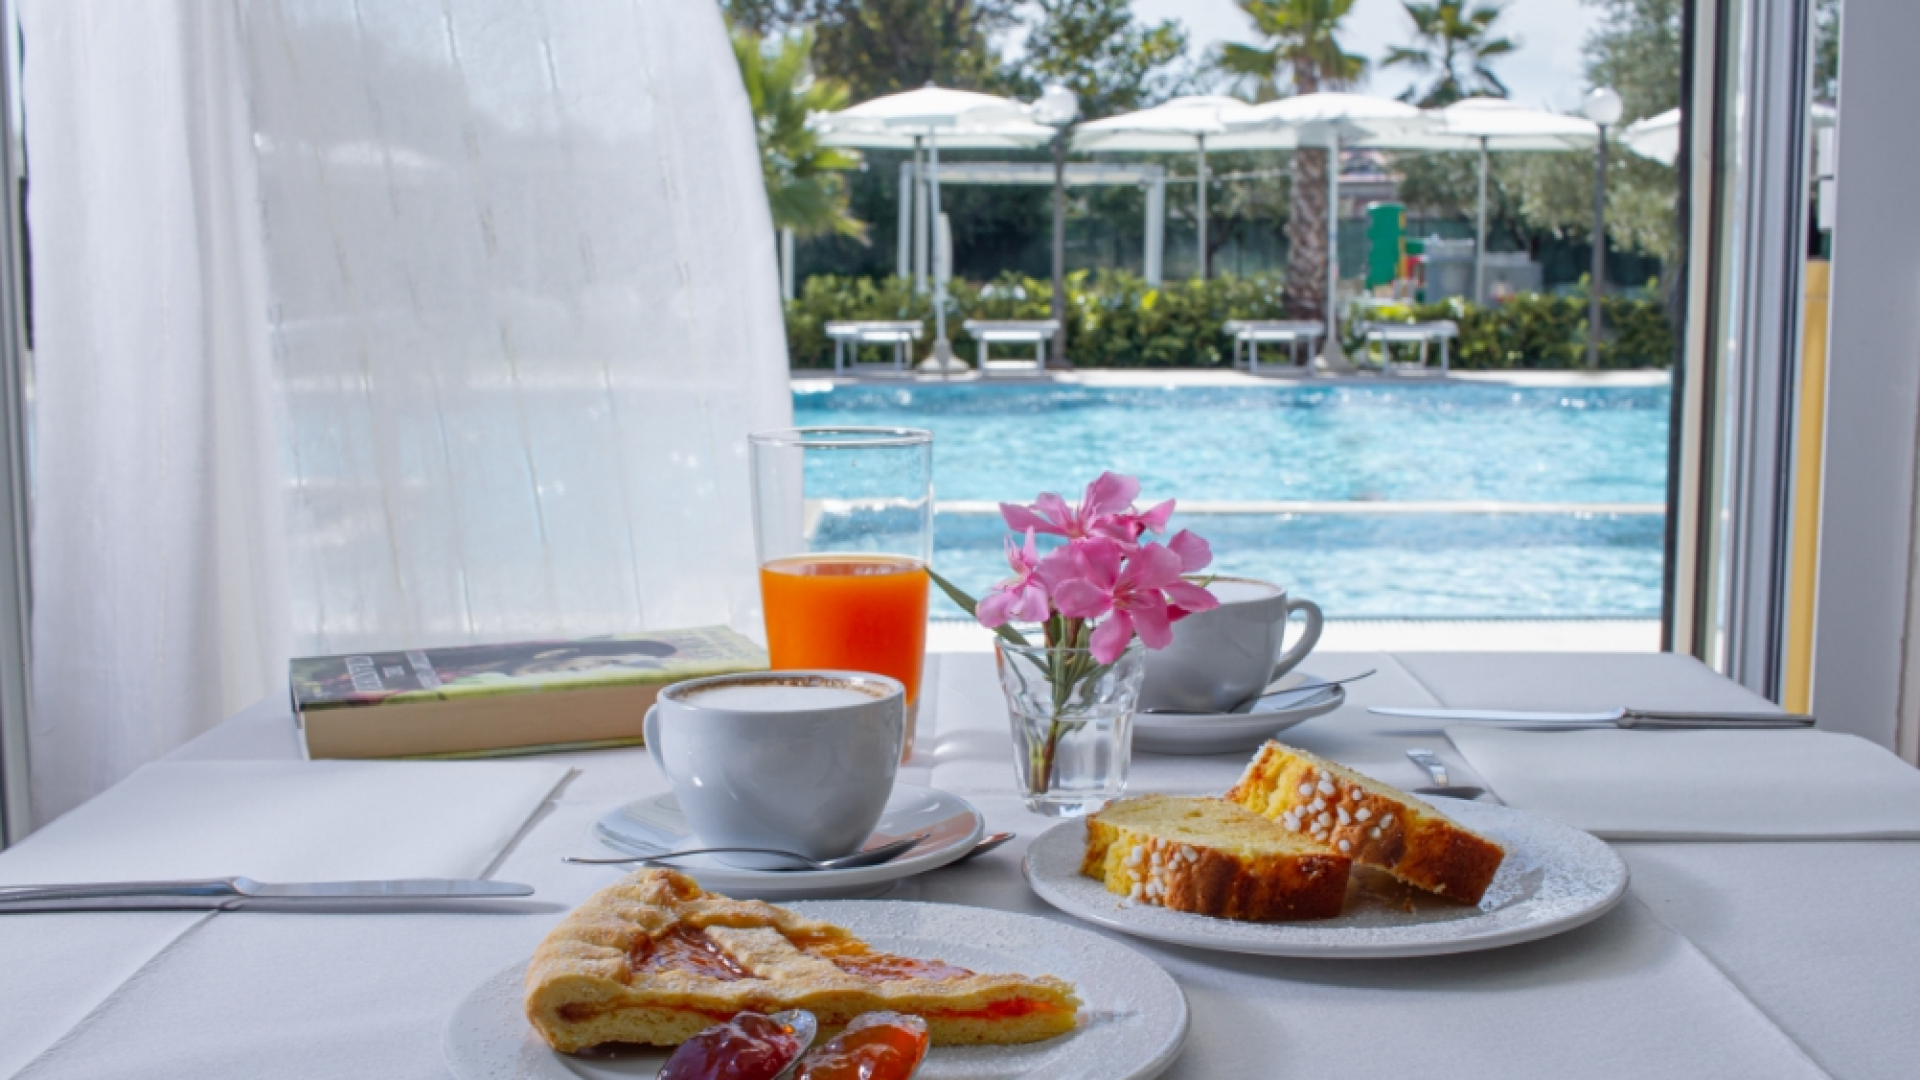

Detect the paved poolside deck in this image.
[794,367,1671,390]
[928,618,1663,654]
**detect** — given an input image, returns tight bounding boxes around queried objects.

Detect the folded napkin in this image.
[1446,726,1920,840]
[0,759,569,1080]
[0,759,571,885]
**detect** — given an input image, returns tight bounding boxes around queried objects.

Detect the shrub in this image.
[784,275,1673,371]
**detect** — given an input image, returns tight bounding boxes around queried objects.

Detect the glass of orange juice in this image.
[749,428,933,760]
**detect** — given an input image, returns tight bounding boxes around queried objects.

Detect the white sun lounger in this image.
[1357,320,1459,375]
[827,320,924,375]
[962,319,1060,376]
[1224,320,1327,373]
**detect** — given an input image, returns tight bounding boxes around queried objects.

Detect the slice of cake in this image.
[524,869,1080,1052]
[1227,741,1506,905]
[1082,795,1352,921]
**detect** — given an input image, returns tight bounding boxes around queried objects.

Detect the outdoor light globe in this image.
[1584,87,1624,127]
[1034,84,1079,127]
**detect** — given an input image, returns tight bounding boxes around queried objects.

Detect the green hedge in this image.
[1347,294,1675,370]
[784,273,1673,371]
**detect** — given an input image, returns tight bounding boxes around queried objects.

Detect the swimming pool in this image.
[793,379,1671,618]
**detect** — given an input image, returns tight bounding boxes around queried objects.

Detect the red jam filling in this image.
[805,941,972,983]
[632,926,753,982]
[930,997,1056,1020]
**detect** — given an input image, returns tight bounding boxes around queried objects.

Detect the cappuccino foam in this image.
[1205,577,1282,604]
[682,680,881,712]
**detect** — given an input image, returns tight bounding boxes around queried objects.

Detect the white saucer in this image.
[444,901,1189,1080]
[592,784,984,900]
[1133,681,1345,755]
[1023,797,1629,958]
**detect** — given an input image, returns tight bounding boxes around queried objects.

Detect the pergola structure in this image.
[896,161,1170,285]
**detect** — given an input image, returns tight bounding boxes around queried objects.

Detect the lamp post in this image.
[1033,85,1079,369]
[1583,87,1622,370]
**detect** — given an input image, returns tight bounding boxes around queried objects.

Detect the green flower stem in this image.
[928,565,1115,796]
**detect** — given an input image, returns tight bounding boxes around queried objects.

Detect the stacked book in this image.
[290,627,767,759]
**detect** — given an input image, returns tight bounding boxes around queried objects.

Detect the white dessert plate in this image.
[1133,680,1345,755]
[1023,797,1628,958]
[591,784,984,900]
[443,900,1189,1080]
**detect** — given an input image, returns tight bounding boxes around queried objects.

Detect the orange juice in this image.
[759,553,929,757]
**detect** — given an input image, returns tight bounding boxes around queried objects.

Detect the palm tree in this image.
[731,27,867,240]
[1217,0,1365,322]
[1382,1,1516,108]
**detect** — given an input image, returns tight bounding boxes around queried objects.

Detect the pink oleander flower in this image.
[999,471,1175,547]
[976,529,1052,628]
[1050,538,1220,663]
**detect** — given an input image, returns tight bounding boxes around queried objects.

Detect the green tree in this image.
[731,0,1023,100]
[1581,0,1681,120]
[1812,0,1841,104]
[1380,1,1517,107]
[732,28,867,240]
[1511,0,1681,262]
[1013,0,1193,118]
[1216,0,1366,320]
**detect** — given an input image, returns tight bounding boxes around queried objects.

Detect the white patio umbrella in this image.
[1224,93,1437,358]
[1422,98,1598,302]
[811,86,1054,370]
[1619,104,1837,167]
[1072,95,1273,279]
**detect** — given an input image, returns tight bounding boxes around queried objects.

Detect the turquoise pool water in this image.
[793,380,1671,618]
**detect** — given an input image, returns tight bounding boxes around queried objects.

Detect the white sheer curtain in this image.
[19,0,789,823]
[241,0,790,655]
[20,0,289,825]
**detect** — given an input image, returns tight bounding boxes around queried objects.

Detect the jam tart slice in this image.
[524,869,1080,1052]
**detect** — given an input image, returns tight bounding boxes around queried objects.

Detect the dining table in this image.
[2,648,1917,1080]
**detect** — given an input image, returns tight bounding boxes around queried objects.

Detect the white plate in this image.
[443,901,1189,1080]
[592,784,984,900]
[1133,683,1345,755]
[1023,797,1628,958]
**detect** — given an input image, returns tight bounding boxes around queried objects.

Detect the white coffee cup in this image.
[1138,577,1324,713]
[644,671,905,868]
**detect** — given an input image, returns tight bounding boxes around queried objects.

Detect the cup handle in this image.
[643,705,666,775]
[1269,598,1324,682]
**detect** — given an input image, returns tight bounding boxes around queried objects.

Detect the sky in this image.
[1126,0,1603,113]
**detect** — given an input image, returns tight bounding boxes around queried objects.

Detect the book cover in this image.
[290,626,768,713]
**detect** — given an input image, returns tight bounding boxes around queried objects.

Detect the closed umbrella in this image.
[812,87,1054,370]
[1225,93,1437,357]
[1072,96,1273,279]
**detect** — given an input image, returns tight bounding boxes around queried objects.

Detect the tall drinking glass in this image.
[750,428,933,759]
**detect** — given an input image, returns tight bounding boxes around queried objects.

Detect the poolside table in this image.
[826,320,923,376]
[3,650,1915,1079]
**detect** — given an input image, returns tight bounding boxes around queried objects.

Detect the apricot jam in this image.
[792,1012,931,1080]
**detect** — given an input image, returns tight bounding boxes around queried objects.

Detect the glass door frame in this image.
[1665,0,1817,704]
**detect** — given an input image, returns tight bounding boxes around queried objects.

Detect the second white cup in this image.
[644,670,904,868]
[1138,576,1324,713]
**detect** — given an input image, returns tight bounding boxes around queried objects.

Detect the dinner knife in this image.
[1367,707,1816,728]
[0,876,535,912]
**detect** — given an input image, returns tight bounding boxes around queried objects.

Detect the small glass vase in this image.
[994,638,1146,818]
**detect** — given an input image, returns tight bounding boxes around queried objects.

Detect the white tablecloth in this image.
[2,651,1916,1079]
